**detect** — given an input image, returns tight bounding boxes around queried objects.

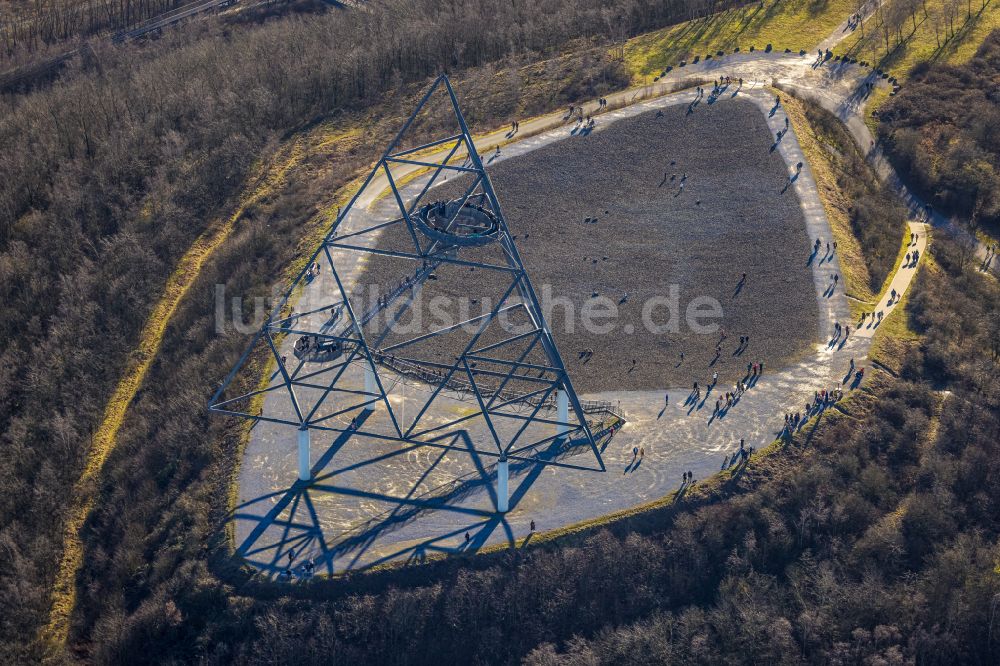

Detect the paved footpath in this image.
[855,221,928,339]
[234,87,873,575]
[232,16,968,576]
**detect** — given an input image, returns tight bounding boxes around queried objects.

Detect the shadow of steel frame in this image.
[209,74,607,472]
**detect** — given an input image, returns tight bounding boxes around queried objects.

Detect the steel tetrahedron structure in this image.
[210,74,615,510]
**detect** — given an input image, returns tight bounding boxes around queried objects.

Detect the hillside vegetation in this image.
[879,30,1000,234]
[1,0,194,61]
[624,0,855,79]
[840,0,1000,73]
[0,0,692,660]
[1,0,998,663]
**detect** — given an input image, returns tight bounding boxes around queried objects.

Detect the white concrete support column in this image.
[496,458,509,513]
[297,428,311,481]
[363,362,377,411]
[556,388,570,437]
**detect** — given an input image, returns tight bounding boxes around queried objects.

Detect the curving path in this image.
[234,85,873,575]
[855,222,928,339]
[42,4,976,652]
[233,14,969,575]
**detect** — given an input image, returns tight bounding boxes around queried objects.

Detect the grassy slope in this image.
[623,0,855,81]
[781,92,878,310]
[842,0,1000,73]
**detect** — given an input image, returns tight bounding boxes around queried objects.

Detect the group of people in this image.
[565,102,603,127]
[781,385,846,435]
[831,321,850,343]
[814,237,838,260]
[714,75,742,90]
[859,309,883,328]
[306,261,322,279]
[812,48,833,68]
[689,345,765,417]
[566,103,594,119]
[983,242,998,272]
[714,369,760,415]
[277,550,317,582]
[697,328,762,415]
[294,334,317,354]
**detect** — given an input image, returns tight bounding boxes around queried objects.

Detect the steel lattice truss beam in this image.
[209,74,608,471]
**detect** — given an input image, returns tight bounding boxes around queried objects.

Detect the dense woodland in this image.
[0,0,709,660]
[0,0,730,66]
[880,30,1000,233]
[1,0,194,61]
[1,0,998,662]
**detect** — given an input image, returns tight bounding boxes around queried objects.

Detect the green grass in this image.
[842,0,1000,79]
[623,0,856,81]
[838,0,1000,131]
[781,91,881,310]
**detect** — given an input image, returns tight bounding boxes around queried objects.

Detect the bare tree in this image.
[956,228,978,271]
[906,0,920,33]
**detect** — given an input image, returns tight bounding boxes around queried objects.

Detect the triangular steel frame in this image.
[209,74,613,471]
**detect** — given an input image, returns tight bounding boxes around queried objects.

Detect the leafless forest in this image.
[0,0,998,663]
